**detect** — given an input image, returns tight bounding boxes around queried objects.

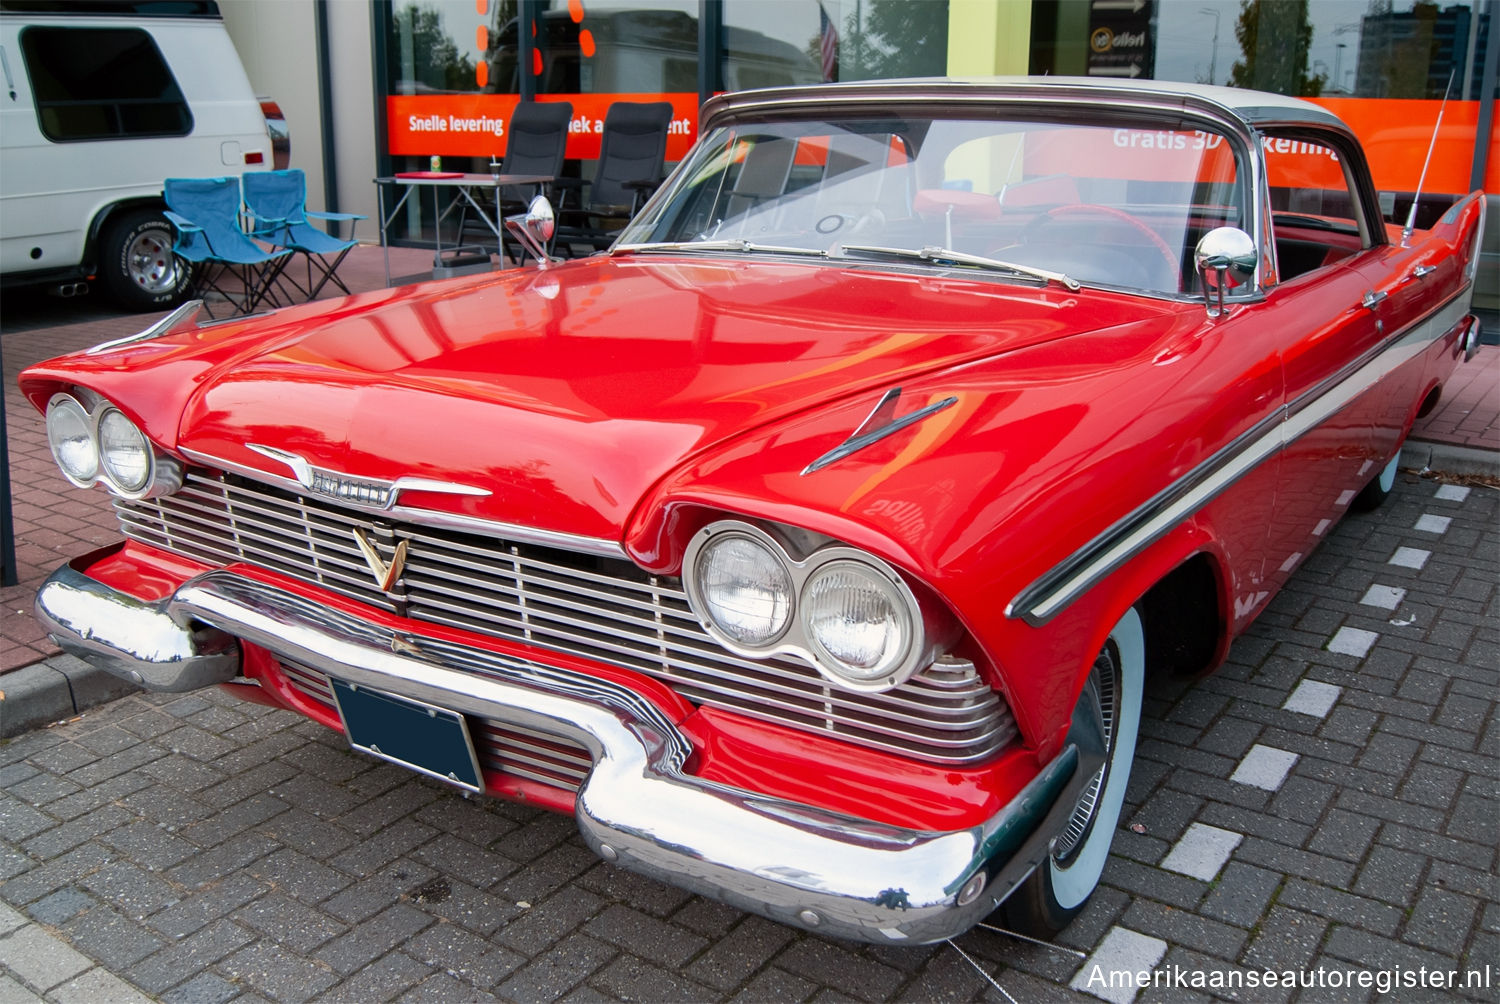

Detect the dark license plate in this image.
[330,679,483,792]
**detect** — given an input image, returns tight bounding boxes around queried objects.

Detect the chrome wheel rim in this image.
[126,230,179,293]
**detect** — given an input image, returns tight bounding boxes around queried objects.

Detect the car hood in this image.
[169,257,1177,540]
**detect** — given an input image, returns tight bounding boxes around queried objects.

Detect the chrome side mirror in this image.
[505,195,557,269]
[1194,227,1257,318]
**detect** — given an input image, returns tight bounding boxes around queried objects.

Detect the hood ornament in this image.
[246,445,490,511]
[801,387,959,475]
[352,529,407,592]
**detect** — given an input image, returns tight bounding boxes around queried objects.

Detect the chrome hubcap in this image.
[127,231,179,293]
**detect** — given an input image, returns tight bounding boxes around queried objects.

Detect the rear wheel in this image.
[99,210,193,310]
[999,607,1144,937]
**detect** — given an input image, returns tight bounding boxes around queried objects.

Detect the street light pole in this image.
[1200,7,1221,85]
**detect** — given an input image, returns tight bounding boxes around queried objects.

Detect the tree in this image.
[1227,0,1325,96]
[392,4,476,94]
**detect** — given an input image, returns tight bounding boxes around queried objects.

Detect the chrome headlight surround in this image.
[682,520,930,693]
[44,392,183,500]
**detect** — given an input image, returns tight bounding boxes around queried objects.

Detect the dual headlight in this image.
[45,393,182,499]
[683,520,930,693]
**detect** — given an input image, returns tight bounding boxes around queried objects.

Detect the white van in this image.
[0,1,273,309]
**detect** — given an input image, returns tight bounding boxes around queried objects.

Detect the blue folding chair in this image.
[242,169,365,299]
[164,176,291,317]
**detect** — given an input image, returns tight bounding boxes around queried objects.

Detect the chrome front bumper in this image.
[36,561,1081,944]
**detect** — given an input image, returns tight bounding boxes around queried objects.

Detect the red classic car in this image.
[21,79,1485,944]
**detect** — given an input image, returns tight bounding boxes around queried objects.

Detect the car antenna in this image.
[1401,69,1455,248]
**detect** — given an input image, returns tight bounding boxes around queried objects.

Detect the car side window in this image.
[1262,130,1370,282]
[19,26,192,142]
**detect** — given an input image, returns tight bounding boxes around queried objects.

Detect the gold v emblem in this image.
[352,529,407,591]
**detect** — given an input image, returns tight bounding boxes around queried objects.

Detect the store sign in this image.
[1087,0,1156,80]
[387,93,699,162]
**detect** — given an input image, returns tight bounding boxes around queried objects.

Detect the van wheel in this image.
[998,608,1144,937]
[99,210,193,310]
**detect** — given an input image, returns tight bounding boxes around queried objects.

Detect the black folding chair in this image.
[553,101,672,257]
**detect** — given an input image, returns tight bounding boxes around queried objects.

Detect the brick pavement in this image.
[0,474,1493,1003]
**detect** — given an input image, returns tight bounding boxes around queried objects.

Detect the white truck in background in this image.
[0,0,278,309]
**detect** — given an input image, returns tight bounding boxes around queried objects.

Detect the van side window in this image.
[19,26,192,142]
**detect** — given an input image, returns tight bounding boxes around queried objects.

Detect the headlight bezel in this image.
[44,392,183,500]
[682,519,930,693]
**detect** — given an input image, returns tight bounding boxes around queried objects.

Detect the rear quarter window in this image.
[20,25,192,141]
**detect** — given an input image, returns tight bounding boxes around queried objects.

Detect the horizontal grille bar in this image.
[119,471,1016,763]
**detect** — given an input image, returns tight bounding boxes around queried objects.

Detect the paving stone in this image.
[1242,906,1328,971]
[728,966,820,1004]
[404,921,526,988]
[0,924,92,993]
[684,914,797,991]
[1159,823,1241,882]
[146,872,266,941]
[776,939,907,1003]
[1197,862,1281,929]
[1069,926,1167,1004]
[1306,808,1382,864]
[126,919,255,996]
[25,888,94,927]
[1352,845,1427,907]
[1229,745,1299,791]
[494,886,605,955]
[233,891,347,953]
[61,904,165,970]
[398,970,500,1003]
[48,966,154,1004]
[314,950,432,1003]
[158,971,241,1004]
[313,902,433,976]
[495,933,617,1003]
[592,954,717,1004]
[220,938,341,1001]
[1403,886,1480,954]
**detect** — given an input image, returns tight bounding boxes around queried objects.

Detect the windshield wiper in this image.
[612,239,829,259]
[839,244,1080,291]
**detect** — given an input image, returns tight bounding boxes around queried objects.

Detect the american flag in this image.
[819,3,838,83]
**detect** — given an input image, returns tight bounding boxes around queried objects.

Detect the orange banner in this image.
[386,93,699,163]
[1309,98,1498,195]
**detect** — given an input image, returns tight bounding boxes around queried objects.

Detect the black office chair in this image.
[458,101,572,260]
[553,100,673,256]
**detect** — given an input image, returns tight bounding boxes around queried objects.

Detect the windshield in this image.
[619,111,1246,296]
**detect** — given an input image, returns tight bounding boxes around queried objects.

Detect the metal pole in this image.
[1469,0,1498,192]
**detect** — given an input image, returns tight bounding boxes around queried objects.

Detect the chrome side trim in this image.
[85,299,204,355]
[1008,289,1472,625]
[180,447,627,558]
[802,388,960,475]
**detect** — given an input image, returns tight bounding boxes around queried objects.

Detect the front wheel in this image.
[998,607,1144,937]
[98,210,194,311]
[1353,448,1401,512]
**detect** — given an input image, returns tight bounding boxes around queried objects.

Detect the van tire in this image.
[99,210,194,310]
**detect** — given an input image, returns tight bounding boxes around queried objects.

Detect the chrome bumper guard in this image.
[36,562,1083,944]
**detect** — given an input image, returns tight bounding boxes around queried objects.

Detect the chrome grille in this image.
[278,661,590,792]
[117,471,1016,763]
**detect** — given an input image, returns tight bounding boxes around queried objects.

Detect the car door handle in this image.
[1361,290,1387,311]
